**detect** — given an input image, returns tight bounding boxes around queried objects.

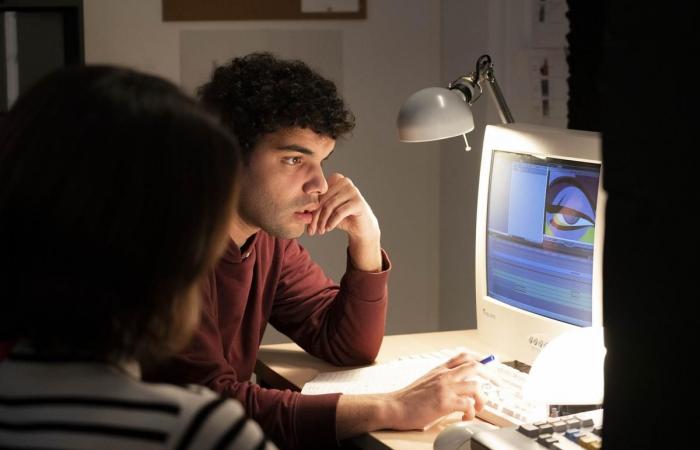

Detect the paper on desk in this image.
[301,347,477,395]
[301,359,431,395]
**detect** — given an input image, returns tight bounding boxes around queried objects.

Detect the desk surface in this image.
[255,329,501,450]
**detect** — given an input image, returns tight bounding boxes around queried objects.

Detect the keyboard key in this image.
[578,434,602,450]
[536,432,552,443]
[565,417,582,429]
[537,434,558,447]
[543,437,559,447]
[517,423,539,437]
[578,416,595,427]
[551,421,567,432]
[565,429,583,441]
[578,434,596,445]
[537,423,554,434]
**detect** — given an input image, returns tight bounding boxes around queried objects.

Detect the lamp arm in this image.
[481,65,515,124]
[449,54,515,125]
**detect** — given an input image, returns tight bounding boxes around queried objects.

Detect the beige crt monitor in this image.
[475,124,605,366]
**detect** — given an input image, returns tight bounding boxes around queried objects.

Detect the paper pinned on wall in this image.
[301,0,360,13]
[523,48,568,125]
[531,0,568,48]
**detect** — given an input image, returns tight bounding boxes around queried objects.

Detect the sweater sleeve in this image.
[185,393,279,450]
[269,240,391,366]
[144,275,340,450]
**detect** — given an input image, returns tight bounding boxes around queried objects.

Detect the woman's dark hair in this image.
[0,65,240,361]
[197,52,355,158]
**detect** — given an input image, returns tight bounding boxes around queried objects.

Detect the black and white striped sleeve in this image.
[176,397,277,450]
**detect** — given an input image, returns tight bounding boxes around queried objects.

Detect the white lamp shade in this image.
[396,87,475,142]
[523,326,606,405]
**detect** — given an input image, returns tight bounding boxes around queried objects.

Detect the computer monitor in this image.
[475,123,605,366]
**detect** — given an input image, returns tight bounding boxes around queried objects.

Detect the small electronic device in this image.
[470,408,603,450]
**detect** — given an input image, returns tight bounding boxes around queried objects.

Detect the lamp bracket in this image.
[449,74,482,105]
[448,54,514,124]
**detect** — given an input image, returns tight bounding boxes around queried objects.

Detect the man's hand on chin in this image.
[308,173,382,272]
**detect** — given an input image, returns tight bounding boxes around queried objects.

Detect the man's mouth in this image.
[296,204,319,214]
[294,206,317,224]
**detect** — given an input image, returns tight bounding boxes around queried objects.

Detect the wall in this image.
[438,0,494,331]
[83,0,442,342]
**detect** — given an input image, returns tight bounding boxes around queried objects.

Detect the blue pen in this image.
[479,354,495,364]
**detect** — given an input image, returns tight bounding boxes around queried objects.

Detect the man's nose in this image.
[304,166,328,195]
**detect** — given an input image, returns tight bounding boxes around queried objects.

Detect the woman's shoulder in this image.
[138,381,273,449]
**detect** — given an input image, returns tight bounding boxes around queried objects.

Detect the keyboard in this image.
[384,347,549,427]
[471,408,603,450]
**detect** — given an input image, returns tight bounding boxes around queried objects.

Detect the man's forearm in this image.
[348,235,382,272]
[336,393,398,439]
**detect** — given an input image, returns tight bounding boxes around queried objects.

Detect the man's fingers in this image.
[326,201,359,232]
[316,181,361,233]
[308,173,346,235]
[453,396,477,420]
[443,352,478,369]
[459,390,485,420]
[315,191,342,233]
[472,389,484,413]
[326,172,345,185]
[458,385,484,413]
[448,362,479,384]
[443,353,468,368]
[309,207,321,235]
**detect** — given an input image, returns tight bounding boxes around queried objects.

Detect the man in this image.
[146,53,483,450]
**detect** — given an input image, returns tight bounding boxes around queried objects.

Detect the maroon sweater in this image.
[145,231,390,450]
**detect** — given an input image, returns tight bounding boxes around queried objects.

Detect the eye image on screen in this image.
[485,151,600,326]
[544,169,599,245]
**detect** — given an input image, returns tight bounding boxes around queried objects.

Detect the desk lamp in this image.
[524,326,606,406]
[396,54,514,150]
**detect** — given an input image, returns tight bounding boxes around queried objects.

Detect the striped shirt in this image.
[0,354,277,450]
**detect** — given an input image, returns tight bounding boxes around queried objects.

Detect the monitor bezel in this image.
[475,123,605,366]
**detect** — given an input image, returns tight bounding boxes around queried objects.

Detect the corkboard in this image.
[163,0,367,21]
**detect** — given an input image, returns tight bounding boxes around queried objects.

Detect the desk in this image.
[255,330,500,450]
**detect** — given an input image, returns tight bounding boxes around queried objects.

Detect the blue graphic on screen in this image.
[486,151,600,326]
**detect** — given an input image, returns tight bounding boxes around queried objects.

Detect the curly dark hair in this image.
[198,52,355,157]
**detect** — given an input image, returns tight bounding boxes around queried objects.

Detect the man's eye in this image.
[282,156,302,165]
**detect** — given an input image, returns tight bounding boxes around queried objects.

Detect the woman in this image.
[0,65,276,450]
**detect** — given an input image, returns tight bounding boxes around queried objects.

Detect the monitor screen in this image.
[486,151,600,327]
[474,124,604,366]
